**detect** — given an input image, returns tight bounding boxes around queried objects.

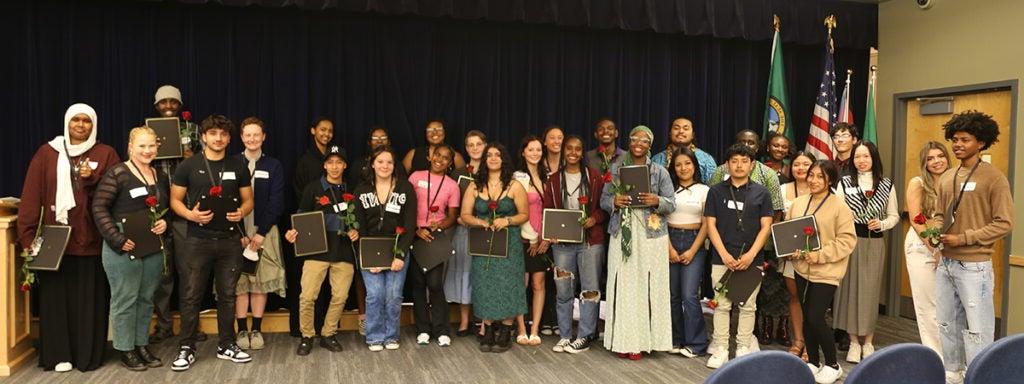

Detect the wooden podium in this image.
[0,215,35,376]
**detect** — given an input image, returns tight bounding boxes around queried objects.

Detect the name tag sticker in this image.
[88,161,99,170]
[417,180,430,188]
[685,199,702,206]
[385,202,402,214]
[253,170,269,179]
[844,187,860,195]
[129,186,149,198]
[963,182,977,191]
[222,171,236,180]
[726,200,745,210]
[333,202,347,212]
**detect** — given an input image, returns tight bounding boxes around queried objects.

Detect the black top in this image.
[409,145,431,173]
[293,144,327,198]
[296,177,354,264]
[173,153,251,239]
[704,180,774,265]
[352,177,418,260]
[92,162,170,250]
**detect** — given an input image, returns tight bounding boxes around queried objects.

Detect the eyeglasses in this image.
[832,133,853,140]
[371,136,388,142]
[629,137,651,145]
[426,127,444,133]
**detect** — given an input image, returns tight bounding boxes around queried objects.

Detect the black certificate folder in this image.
[146,117,182,159]
[121,210,162,259]
[541,209,584,243]
[619,165,651,207]
[468,227,509,258]
[359,237,396,269]
[27,225,72,271]
[771,216,821,258]
[291,211,328,257]
[412,229,456,272]
[198,195,239,231]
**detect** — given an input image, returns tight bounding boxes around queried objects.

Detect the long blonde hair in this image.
[918,141,950,217]
[127,126,157,158]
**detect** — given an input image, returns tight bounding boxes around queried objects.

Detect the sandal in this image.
[528,335,542,346]
[516,334,530,345]
[789,340,806,359]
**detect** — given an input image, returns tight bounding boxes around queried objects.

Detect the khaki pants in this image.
[711,265,762,349]
[299,260,354,338]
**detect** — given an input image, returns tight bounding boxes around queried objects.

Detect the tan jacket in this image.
[787,193,857,286]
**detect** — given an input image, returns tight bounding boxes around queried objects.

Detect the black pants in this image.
[796,275,838,366]
[409,257,450,336]
[152,218,186,332]
[177,236,243,348]
[36,256,109,371]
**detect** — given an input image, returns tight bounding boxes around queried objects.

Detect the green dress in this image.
[470,196,527,320]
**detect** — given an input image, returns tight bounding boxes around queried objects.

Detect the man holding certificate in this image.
[169,115,254,371]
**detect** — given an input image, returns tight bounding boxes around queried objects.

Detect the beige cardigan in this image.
[786,193,857,286]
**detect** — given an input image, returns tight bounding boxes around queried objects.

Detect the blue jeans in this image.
[101,243,163,351]
[669,228,709,353]
[936,257,995,372]
[362,262,409,345]
[552,243,605,340]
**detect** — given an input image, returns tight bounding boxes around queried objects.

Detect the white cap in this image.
[154,85,182,105]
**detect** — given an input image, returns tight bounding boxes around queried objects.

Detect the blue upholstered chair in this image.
[965,333,1024,384]
[844,343,943,384]
[705,350,814,384]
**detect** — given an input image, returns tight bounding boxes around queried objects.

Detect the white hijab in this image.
[47,103,98,224]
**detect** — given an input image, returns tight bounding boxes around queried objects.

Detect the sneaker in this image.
[437,335,452,347]
[552,338,571,353]
[846,343,862,363]
[359,319,367,336]
[806,363,820,375]
[320,335,344,352]
[539,325,554,336]
[678,346,701,358]
[216,344,252,363]
[54,362,73,372]
[706,347,729,369]
[417,333,430,345]
[296,337,314,356]
[735,346,754,358]
[250,331,265,350]
[236,330,250,350]
[813,364,843,384]
[368,344,384,352]
[385,341,400,350]
[565,337,592,354]
[670,347,681,354]
[171,347,195,371]
[861,343,875,359]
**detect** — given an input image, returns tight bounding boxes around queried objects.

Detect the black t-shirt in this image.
[173,153,252,238]
[704,180,774,265]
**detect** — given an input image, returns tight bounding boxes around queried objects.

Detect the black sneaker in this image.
[320,335,344,352]
[120,350,147,371]
[171,346,195,371]
[565,337,592,354]
[216,343,252,363]
[135,346,163,368]
[297,337,314,356]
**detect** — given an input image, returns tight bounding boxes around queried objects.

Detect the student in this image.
[18,103,120,372]
[285,145,356,356]
[92,127,168,371]
[513,135,549,346]
[585,117,626,173]
[779,151,816,361]
[651,117,717,182]
[402,120,466,173]
[903,141,950,356]
[600,126,676,360]
[703,143,774,369]
[293,117,335,198]
[787,160,856,384]
[764,132,794,183]
[408,144,460,347]
[353,147,418,351]
[831,123,859,178]
[445,130,488,336]
[349,126,395,335]
[168,115,254,371]
[234,117,286,351]
[540,134,607,354]
[934,111,1012,384]
[541,125,565,176]
[665,148,710,358]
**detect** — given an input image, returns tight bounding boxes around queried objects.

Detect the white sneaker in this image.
[385,341,400,350]
[678,346,701,358]
[368,344,384,352]
[806,363,820,375]
[706,347,729,369]
[945,370,965,384]
[735,346,753,358]
[437,335,451,347]
[861,343,875,359]
[748,335,761,352]
[814,364,843,384]
[417,333,430,345]
[846,343,862,363]
[552,338,571,353]
[54,362,73,372]
[670,347,681,354]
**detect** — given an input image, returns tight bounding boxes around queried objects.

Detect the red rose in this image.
[20,283,30,292]
[429,205,440,213]
[597,145,606,154]
[181,110,192,121]
[209,185,222,197]
[707,299,717,310]
[803,226,815,236]
[603,172,612,183]
[913,213,927,225]
[864,190,874,199]
[395,226,406,235]
[318,195,330,206]
[578,196,589,205]
[342,193,355,202]
[145,195,158,208]
[466,165,474,174]
[488,200,498,211]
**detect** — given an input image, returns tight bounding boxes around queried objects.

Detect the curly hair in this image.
[200,114,234,135]
[943,110,999,150]
[475,143,514,194]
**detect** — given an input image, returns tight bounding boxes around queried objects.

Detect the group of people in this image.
[16,84,1011,384]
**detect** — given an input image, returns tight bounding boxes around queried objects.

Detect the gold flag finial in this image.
[824,15,837,52]
[773,14,780,32]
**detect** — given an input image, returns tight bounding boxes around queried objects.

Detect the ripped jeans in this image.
[552,243,605,340]
[936,257,994,372]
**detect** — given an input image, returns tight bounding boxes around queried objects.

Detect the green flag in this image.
[763,28,792,143]
[862,67,878,143]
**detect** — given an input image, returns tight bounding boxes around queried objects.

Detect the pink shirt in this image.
[408,170,461,227]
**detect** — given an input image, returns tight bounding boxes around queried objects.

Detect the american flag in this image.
[838,70,853,124]
[805,50,838,160]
